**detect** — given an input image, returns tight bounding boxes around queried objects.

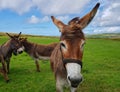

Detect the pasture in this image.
[0,34,120,92]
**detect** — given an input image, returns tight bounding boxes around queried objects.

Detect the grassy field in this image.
[0,35,120,92]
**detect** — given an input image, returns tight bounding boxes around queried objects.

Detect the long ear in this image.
[17,32,22,38]
[51,16,66,32]
[78,3,100,29]
[6,33,13,38]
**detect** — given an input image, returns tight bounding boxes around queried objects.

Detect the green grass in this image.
[0,35,120,92]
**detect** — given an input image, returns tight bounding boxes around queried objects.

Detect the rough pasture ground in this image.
[0,35,120,92]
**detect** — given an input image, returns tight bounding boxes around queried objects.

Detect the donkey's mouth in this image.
[71,84,78,88]
[13,52,17,56]
[13,51,23,55]
[13,50,18,55]
[68,76,82,88]
[71,79,82,88]
[18,51,23,54]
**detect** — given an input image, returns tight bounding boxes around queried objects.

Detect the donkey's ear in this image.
[17,32,22,38]
[6,33,13,38]
[51,16,66,32]
[78,3,100,29]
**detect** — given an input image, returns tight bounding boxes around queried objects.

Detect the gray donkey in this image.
[0,32,24,82]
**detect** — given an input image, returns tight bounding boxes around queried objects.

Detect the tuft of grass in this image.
[0,35,120,92]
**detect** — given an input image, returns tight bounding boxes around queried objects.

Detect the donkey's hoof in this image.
[6,79,10,83]
[37,70,41,72]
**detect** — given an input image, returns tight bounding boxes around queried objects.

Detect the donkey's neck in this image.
[23,41,34,53]
[0,40,13,58]
[51,44,67,78]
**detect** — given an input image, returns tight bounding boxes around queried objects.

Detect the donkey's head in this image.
[51,3,100,88]
[19,37,28,48]
[6,32,24,55]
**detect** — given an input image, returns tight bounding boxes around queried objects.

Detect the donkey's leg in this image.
[0,68,9,83]
[0,56,9,82]
[6,59,10,74]
[35,59,40,72]
[1,56,8,73]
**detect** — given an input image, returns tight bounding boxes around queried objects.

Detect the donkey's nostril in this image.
[19,51,23,54]
[68,76,82,88]
[68,76,71,81]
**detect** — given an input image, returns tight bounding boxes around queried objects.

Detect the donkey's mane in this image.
[50,44,67,78]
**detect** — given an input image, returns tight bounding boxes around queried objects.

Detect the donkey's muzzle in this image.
[68,76,82,88]
[63,59,83,88]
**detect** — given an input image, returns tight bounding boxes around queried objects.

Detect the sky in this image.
[0,0,120,36]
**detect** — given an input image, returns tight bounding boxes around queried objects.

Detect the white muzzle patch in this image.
[17,46,24,54]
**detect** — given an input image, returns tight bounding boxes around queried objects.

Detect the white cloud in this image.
[27,15,70,24]
[27,15,50,24]
[32,0,90,15]
[93,27,120,33]
[100,2,120,27]
[91,0,120,33]
[40,16,50,22]
[56,16,70,21]
[0,0,90,15]
[0,0,33,15]
[27,15,40,24]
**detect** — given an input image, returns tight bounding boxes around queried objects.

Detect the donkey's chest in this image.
[0,50,12,60]
[0,54,11,63]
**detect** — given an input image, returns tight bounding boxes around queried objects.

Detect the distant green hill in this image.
[0,32,120,40]
[86,33,120,39]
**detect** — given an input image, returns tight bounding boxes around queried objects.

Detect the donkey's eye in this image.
[81,43,84,48]
[61,43,66,48]
[80,40,85,50]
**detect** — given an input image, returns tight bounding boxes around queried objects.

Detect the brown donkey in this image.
[20,37,57,72]
[0,32,24,82]
[50,3,100,92]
